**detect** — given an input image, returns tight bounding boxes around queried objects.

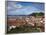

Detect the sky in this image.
[7,1,44,15]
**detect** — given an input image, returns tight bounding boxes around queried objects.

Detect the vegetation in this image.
[7,12,44,33]
[31,12,44,17]
[7,25,40,33]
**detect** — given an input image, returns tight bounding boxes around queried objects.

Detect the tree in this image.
[31,12,44,17]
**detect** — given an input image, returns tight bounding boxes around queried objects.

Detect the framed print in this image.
[5,1,45,34]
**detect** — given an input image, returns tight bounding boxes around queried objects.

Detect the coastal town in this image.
[7,2,44,33]
[7,15,44,33]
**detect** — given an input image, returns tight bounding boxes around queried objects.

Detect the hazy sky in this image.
[7,1,44,15]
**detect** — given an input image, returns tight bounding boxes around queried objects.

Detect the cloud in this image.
[8,2,44,15]
[8,2,22,9]
[8,2,23,12]
[14,4,22,9]
[8,6,43,15]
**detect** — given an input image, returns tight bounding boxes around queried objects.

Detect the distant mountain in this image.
[7,12,44,16]
[28,12,44,16]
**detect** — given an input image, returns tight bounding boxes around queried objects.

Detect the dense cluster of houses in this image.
[7,16,45,31]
